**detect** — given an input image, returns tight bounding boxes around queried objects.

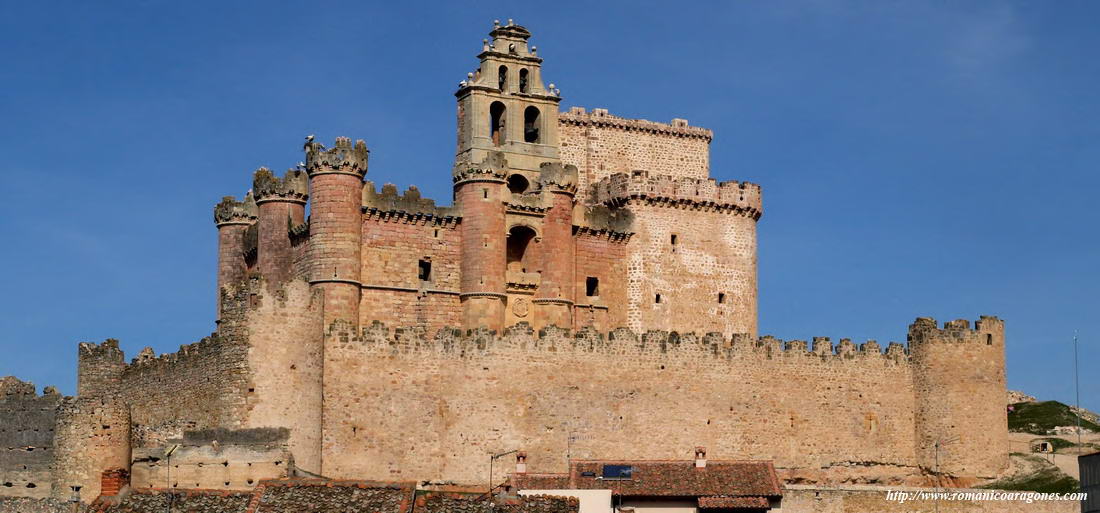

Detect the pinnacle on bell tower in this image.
[455,19,562,180]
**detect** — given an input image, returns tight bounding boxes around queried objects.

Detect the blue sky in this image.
[0,1,1096,413]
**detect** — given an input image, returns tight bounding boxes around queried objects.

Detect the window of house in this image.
[418,259,432,282]
[586,277,599,297]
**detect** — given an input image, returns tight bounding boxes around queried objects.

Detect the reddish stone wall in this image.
[572,233,629,331]
[359,214,462,333]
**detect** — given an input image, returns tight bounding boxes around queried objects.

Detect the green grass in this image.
[1008,400,1100,435]
[979,454,1079,494]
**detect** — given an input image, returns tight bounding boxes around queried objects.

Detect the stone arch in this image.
[506,224,539,273]
[490,102,506,146]
[498,65,508,91]
[519,68,529,93]
[523,106,541,143]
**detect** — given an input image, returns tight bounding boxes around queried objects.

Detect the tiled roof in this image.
[511,460,781,498]
[697,495,771,509]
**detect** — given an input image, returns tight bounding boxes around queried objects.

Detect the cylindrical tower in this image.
[533,162,577,329]
[212,194,257,320]
[910,316,1008,480]
[305,137,368,329]
[253,167,308,285]
[454,152,508,331]
[52,396,131,503]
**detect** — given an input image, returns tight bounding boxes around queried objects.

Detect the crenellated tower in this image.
[252,167,308,285]
[910,316,1008,480]
[212,193,257,320]
[305,137,369,329]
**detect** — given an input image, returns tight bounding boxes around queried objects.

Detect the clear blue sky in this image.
[1,1,1096,413]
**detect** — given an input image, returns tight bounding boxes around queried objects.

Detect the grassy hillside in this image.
[1008,400,1100,435]
[979,454,1079,494]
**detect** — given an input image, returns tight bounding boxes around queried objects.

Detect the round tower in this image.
[910,316,1008,481]
[212,193,257,320]
[533,162,578,329]
[252,167,308,285]
[305,137,368,329]
[454,152,508,331]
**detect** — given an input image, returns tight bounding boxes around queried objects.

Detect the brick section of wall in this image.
[320,323,919,485]
[359,213,462,333]
[910,317,1008,479]
[307,170,364,326]
[0,378,60,498]
[559,108,712,195]
[572,233,629,331]
[534,191,575,330]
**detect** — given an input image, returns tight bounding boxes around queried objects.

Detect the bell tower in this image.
[455,19,562,186]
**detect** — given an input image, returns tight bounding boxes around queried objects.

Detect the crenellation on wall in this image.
[593,171,762,219]
[363,182,458,219]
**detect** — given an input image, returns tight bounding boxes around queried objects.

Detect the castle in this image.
[1,20,1009,504]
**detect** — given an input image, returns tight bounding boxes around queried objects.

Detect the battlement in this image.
[537,162,578,194]
[0,376,52,399]
[560,107,713,141]
[453,151,509,185]
[592,171,762,218]
[574,205,634,240]
[907,316,1004,345]
[78,339,124,364]
[362,182,458,219]
[326,320,911,364]
[304,137,369,175]
[252,168,308,204]
[213,193,258,226]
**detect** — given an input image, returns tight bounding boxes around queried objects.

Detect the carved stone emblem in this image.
[512,297,529,317]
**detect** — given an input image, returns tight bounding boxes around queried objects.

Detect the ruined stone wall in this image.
[320,323,920,485]
[572,232,629,332]
[0,378,60,498]
[52,397,130,502]
[359,186,463,333]
[129,428,290,490]
[776,485,1078,513]
[559,108,712,195]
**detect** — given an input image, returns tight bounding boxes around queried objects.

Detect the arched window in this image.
[506,225,537,273]
[507,174,530,194]
[523,106,540,143]
[518,69,529,93]
[498,65,508,91]
[490,102,506,146]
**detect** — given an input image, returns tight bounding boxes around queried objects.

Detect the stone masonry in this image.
[1,20,1011,507]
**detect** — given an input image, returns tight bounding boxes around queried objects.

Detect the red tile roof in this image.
[511,460,781,498]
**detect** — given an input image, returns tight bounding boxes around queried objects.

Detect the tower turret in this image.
[910,316,1008,480]
[252,167,308,285]
[305,137,368,329]
[455,19,562,187]
[213,193,257,320]
[454,152,509,331]
[533,162,578,329]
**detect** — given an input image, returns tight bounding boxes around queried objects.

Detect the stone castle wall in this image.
[0,378,60,498]
[319,322,922,485]
[559,108,712,194]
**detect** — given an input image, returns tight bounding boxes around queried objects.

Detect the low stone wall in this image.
[776,485,1080,513]
[0,497,83,513]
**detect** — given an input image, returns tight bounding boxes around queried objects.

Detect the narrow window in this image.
[482,188,489,199]
[655,293,662,304]
[986,334,993,345]
[490,102,506,146]
[523,106,540,143]
[418,259,431,282]
[670,234,678,245]
[519,68,529,93]
[586,277,599,297]
[718,293,726,304]
[498,65,508,91]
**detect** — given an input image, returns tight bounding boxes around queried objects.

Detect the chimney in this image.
[694,446,707,468]
[516,451,528,474]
